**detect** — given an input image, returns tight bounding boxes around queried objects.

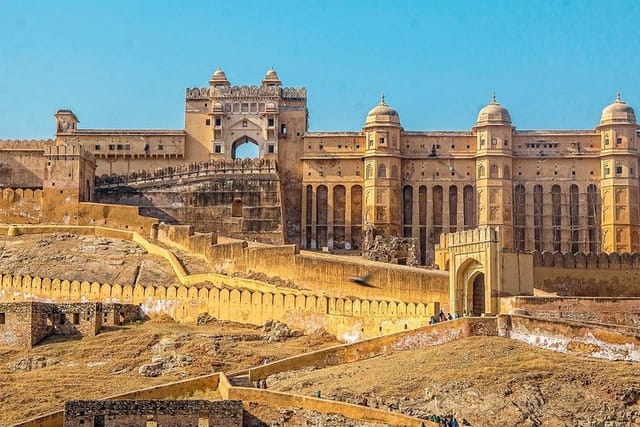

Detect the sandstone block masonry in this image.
[63,400,243,427]
[0,302,102,349]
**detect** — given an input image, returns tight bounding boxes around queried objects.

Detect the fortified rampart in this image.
[532,250,640,296]
[156,223,450,304]
[11,315,640,427]
[0,139,54,188]
[95,159,284,243]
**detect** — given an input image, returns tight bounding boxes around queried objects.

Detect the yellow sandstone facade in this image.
[9,69,640,263]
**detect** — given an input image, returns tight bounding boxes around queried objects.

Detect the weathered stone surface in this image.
[64,399,243,427]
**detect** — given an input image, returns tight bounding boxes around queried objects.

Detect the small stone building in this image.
[101,303,146,326]
[64,400,243,427]
[0,302,102,349]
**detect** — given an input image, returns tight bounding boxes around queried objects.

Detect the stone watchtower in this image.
[597,94,640,253]
[41,144,96,223]
[362,95,403,237]
[472,95,514,249]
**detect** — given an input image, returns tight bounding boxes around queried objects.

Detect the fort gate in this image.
[436,227,534,315]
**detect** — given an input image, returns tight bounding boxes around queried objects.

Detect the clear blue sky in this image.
[0,0,638,139]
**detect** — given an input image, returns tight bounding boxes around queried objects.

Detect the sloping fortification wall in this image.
[157,224,450,306]
[533,251,640,296]
[500,296,640,327]
[0,139,52,188]
[94,159,284,243]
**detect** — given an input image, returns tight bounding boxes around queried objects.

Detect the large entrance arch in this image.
[232,136,259,159]
[454,258,487,316]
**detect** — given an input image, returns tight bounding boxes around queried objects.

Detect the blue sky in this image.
[0,0,638,139]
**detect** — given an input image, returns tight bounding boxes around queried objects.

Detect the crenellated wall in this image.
[0,272,434,341]
[532,250,640,296]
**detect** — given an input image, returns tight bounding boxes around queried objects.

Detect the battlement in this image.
[0,139,54,150]
[1,188,43,201]
[438,226,500,249]
[185,86,210,100]
[45,143,94,160]
[532,250,640,270]
[95,158,278,188]
[193,85,307,100]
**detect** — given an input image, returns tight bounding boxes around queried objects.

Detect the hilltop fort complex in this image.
[1,69,640,426]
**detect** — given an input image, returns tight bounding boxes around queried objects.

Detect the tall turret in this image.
[472,94,514,249]
[597,93,640,252]
[362,95,403,237]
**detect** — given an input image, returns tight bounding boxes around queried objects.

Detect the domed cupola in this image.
[599,93,637,127]
[476,94,512,127]
[364,94,401,127]
[209,68,230,87]
[262,67,282,86]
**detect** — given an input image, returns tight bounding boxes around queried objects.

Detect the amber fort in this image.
[2,69,640,426]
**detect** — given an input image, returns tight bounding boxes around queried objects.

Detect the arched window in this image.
[378,163,387,178]
[232,199,243,217]
[391,165,398,179]
[552,185,562,251]
[490,164,499,178]
[587,184,599,252]
[365,163,372,179]
[478,165,485,178]
[534,185,544,251]
[514,184,526,250]
[569,184,580,253]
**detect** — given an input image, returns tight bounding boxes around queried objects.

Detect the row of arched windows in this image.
[514,184,599,253]
[365,163,398,179]
[304,184,363,250]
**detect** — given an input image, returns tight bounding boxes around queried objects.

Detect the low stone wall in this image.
[63,400,243,427]
[500,296,640,327]
[498,315,640,361]
[248,317,497,381]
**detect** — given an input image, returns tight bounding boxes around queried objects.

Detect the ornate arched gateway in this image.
[435,226,534,316]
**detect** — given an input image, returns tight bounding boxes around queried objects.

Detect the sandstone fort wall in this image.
[500,296,640,327]
[156,224,450,304]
